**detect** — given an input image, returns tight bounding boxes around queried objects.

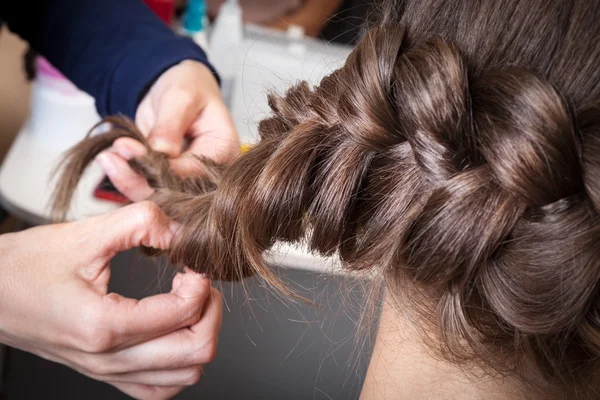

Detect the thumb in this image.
[147,90,201,157]
[86,201,176,263]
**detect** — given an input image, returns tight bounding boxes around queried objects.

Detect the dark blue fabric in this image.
[0,0,216,118]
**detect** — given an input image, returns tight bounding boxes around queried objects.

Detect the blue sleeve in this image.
[0,0,217,118]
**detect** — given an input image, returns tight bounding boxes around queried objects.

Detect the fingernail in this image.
[96,153,116,175]
[149,138,179,156]
[184,267,206,279]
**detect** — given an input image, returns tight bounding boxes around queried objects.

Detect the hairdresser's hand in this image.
[96,60,240,201]
[0,202,222,400]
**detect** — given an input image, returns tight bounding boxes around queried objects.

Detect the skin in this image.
[0,202,222,399]
[360,293,524,399]
[264,0,344,37]
[0,59,239,399]
[96,60,240,200]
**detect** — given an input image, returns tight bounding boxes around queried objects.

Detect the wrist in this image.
[136,59,221,117]
[109,36,217,118]
[180,59,221,87]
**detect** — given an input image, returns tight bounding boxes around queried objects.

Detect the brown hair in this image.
[52,0,600,397]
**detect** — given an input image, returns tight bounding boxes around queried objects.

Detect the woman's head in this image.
[53,0,600,396]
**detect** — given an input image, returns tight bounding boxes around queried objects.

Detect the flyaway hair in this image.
[52,1,600,397]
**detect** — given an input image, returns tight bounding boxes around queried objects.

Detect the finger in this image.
[113,137,148,159]
[148,89,201,157]
[90,365,203,387]
[185,101,241,164]
[109,381,185,400]
[116,135,212,179]
[168,154,208,178]
[69,201,175,273]
[135,96,156,137]
[88,201,175,258]
[96,152,154,201]
[99,272,211,347]
[111,137,153,200]
[190,287,223,335]
[94,287,222,373]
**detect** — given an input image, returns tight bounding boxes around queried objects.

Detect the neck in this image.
[360,291,525,400]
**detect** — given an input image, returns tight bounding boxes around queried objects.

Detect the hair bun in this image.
[51,21,600,393]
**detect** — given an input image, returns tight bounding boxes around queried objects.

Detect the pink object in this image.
[36,57,79,95]
[37,57,66,80]
[144,0,176,25]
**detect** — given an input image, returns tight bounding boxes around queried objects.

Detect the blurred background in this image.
[0,1,378,399]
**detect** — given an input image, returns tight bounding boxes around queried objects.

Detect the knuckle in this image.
[182,307,202,327]
[79,354,112,376]
[81,328,114,354]
[115,179,135,194]
[204,343,218,363]
[192,338,218,364]
[75,309,115,354]
[133,201,164,226]
[182,367,203,386]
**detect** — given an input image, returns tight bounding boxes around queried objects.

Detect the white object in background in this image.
[286,24,306,56]
[188,28,210,51]
[230,24,353,144]
[266,242,344,275]
[209,0,243,107]
[0,57,115,222]
[29,58,100,152]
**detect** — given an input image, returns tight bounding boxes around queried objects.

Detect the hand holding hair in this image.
[0,202,221,400]
[96,60,241,201]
